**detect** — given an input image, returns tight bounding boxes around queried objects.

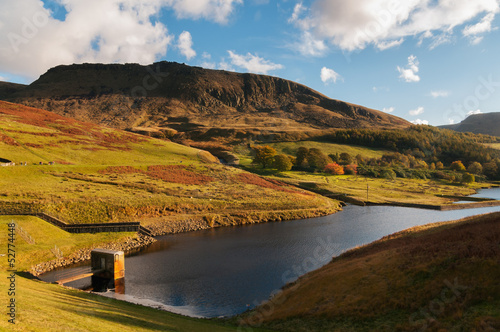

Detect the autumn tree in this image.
[483,161,498,179]
[461,172,475,183]
[307,148,332,171]
[450,160,466,172]
[273,154,293,172]
[339,152,353,165]
[344,164,358,175]
[324,162,344,175]
[252,145,277,168]
[296,147,309,168]
[467,161,482,175]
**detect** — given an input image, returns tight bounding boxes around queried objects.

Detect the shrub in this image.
[324,162,344,175]
[344,164,358,175]
[461,172,475,183]
[380,169,396,180]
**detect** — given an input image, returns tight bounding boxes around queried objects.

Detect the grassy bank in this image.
[239,212,500,331]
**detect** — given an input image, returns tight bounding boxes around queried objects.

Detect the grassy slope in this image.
[241,212,500,332]
[484,143,500,150]
[0,101,338,226]
[264,140,389,159]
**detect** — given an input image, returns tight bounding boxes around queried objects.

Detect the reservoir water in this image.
[40,187,500,318]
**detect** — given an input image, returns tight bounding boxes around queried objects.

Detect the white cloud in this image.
[288,2,310,30]
[382,107,395,113]
[0,0,242,81]
[202,52,211,59]
[200,62,216,69]
[409,106,424,116]
[411,119,429,125]
[463,13,497,45]
[463,13,496,36]
[0,76,6,81]
[430,90,450,98]
[291,31,329,57]
[177,31,196,60]
[289,0,500,51]
[227,51,283,74]
[320,66,342,84]
[218,61,235,72]
[376,38,404,50]
[467,109,482,116]
[164,0,243,24]
[397,55,420,83]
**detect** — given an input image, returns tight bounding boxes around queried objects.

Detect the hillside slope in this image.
[241,212,500,331]
[440,112,500,137]
[0,100,339,232]
[1,62,410,141]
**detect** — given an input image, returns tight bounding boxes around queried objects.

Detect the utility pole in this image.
[366,182,369,202]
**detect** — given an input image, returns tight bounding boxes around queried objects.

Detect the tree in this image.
[296,147,309,168]
[344,164,358,175]
[483,161,498,179]
[450,160,466,172]
[307,148,332,171]
[436,161,444,169]
[252,145,276,168]
[324,162,344,175]
[273,154,293,172]
[339,152,353,165]
[461,172,475,184]
[467,162,482,175]
[381,168,397,180]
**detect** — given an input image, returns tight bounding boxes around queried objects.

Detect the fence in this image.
[0,208,150,235]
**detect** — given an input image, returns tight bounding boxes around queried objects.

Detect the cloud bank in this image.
[289,0,500,52]
[0,0,242,81]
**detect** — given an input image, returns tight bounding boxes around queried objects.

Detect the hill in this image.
[440,112,500,137]
[1,62,410,142]
[241,211,500,331]
[0,100,339,233]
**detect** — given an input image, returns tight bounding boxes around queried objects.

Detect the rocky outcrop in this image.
[4,62,410,141]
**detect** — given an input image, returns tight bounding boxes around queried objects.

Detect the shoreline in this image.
[25,185,500,276]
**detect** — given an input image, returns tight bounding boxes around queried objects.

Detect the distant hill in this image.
[440,112,500,137]
[244,212,500,331]
[0,62,410,141]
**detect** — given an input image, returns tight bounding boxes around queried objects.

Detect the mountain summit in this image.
[2,62,409,140]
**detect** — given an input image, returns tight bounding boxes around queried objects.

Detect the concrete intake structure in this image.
[91,249,125,293]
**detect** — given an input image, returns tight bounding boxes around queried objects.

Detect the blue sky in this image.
[1,0,500,126]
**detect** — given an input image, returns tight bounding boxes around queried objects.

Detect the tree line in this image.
[250,126,500,182]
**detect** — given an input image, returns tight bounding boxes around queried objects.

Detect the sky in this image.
[1,0,500,126]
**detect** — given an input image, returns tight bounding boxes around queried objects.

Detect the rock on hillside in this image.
[2,62,410,141]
